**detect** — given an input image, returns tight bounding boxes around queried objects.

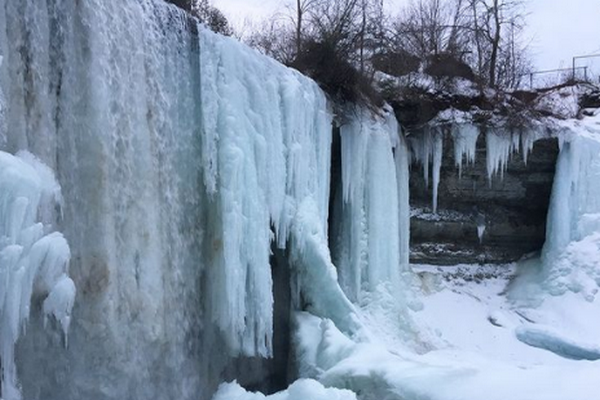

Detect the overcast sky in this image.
[215,0,600,73]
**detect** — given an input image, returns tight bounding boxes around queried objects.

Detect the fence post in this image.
[530,73,533,90]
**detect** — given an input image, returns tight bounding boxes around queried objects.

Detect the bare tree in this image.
[467,0,528,87]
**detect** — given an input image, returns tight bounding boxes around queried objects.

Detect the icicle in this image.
[408,127,443,213]
[431,133,443,214]
[452,124,479,178]
[520,128,544,165]
[477,224,486,244]
[486,129,519,183]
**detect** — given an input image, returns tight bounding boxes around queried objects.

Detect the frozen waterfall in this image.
[0,0,410,399]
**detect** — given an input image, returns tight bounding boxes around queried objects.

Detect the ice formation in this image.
[199,26,332,358]
[408,128,443,213]
[539,123,600,297]
[477,224,486,244]
[0,0,405,398]
[330,108,410,302]
[485,129,521,181]
[1,0,599,399]
[452,124,479,178]
[0,151,74,400]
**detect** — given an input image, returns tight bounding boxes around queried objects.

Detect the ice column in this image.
[541,126,600,296]
[331,107,407,302]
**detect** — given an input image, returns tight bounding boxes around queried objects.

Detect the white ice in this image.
[0,151,74,400]
[408,128,443,213]
[451,124,479,178]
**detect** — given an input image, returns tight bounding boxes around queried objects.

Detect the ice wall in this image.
[540,123,600,298]
[0,0,341,399]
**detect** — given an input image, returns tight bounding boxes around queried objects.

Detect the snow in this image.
[294,262,600,400]
[212,379,357,400]
[0,151,74,400]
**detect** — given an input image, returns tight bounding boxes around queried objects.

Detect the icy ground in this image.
[287,261,599,400]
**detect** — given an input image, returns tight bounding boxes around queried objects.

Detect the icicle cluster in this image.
[0,151,74,400]
[330,108,410,302]
[408,127,443,213]
[452,124,479,178]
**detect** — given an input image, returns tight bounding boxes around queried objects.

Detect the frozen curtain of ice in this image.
[539,123,600,299]
[0,0,410,399]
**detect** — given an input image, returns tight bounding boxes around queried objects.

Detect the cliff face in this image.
[408,127,559,265]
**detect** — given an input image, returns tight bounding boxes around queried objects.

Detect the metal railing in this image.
[516,53,600,91]
[519,67,589,90]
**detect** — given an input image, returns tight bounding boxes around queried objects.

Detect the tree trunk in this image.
[489,0,501,87]
[296,0,302,57]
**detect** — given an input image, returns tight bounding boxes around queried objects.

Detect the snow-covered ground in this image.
[286,261,600,400]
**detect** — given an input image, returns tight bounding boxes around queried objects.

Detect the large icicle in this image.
[0,151,74,400]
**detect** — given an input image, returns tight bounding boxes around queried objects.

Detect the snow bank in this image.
[0,151,73,400]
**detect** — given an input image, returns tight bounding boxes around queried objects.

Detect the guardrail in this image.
[518,67,589,90]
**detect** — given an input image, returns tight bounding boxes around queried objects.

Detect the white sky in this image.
[215,0,600,74]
